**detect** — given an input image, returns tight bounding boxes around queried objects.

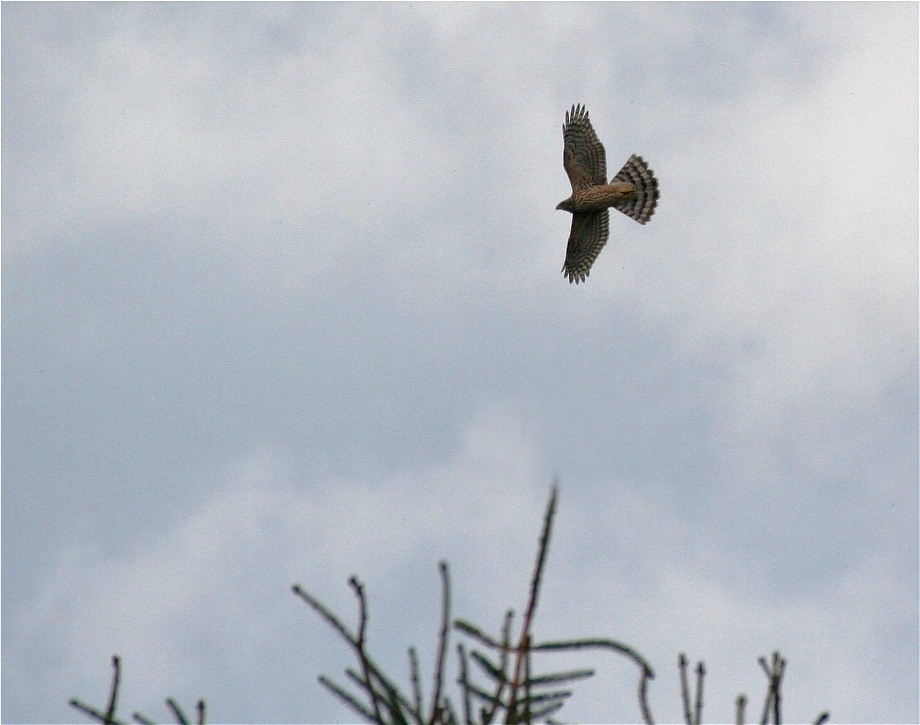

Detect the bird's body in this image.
[557,182,638,214]
[557,104,659,284]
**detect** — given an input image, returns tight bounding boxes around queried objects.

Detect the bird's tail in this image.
[611,154,659,224]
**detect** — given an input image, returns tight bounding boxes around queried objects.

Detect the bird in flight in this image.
[556,104,659,284]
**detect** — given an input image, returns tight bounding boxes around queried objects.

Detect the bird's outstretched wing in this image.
[562,104,607,192]
[561,210,610,284]
[610,154,659,224]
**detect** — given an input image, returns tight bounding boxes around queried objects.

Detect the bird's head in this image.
[556,198,574,212]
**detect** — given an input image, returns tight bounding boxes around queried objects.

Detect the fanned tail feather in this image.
[611,154,659,224]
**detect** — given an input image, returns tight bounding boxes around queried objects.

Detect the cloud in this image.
[3,3,916,723]
[6,407,552,722]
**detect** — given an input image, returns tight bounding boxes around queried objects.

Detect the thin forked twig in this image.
[773,654,785,725]
[69,656,126,725]
[293,581,412,721]
[758,652,786,725]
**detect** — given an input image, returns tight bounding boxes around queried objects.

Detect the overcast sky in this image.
[3,3,917,724]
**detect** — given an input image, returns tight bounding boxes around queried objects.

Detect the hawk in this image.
[556,104,659,284]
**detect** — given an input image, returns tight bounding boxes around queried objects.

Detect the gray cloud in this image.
[3,3,916,723]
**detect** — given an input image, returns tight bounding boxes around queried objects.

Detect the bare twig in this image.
[678,653,692,725]
[521,486,556,640]
[522,642,533,723]
[106,656,121,724]
[441,695,459,725]
[474,611,515,725]
[534,639,655,724]
[349,576,383,724]
[167,698,189,725]
[759,655,771,725]
[292,584,357,643]
[758,652,786,725]
[813,712,830,725]
[69,656,126,725]
[410,647,424,719]
[454,620,503,649]
[736,694,747,725]
[457,643,473,725]
[69,700,125,725]
[293,581,415,722]
[526,668,594,686]
[195,700,206,725]
[459,630,656,724]
[318,674,378,721]
[530,639,654,680]
[505,487,557,720]
[637,662,655,725]
[773,654,786,725]
[469,650,504,681]
[693,661,705,725]
[430,561,451,725]
[343,667,414,723]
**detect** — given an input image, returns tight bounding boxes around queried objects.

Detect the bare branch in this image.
[735,694,746,725]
